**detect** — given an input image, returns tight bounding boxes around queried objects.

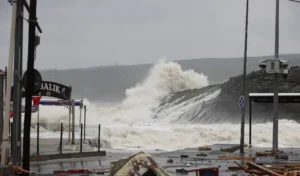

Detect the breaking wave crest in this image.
[30,60,209,126]
[26,60,300,150]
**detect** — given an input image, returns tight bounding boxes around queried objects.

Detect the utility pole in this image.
[23,0,38,170]
[272,0,280,153]
[240,0,249,154]
[12,0,24,166]
[17,0,24,164]
[1,0,17,165]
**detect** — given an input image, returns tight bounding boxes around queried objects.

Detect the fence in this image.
[11,122,102,156]
[0,70,4,144]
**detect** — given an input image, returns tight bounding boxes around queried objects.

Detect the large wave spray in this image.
[28,61,300,150]
[32,60,209,125]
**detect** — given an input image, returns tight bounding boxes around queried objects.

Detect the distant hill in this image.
[155,65,300,123]
[40,54,300,102]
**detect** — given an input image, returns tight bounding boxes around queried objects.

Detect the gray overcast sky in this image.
[0,0,300,69]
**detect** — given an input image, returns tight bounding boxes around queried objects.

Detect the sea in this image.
[21,61,300,152]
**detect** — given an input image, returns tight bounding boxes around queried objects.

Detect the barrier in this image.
[36,99,84,152]
[32,123,104,162]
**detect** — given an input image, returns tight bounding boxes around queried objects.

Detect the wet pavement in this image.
[28,144,300,175]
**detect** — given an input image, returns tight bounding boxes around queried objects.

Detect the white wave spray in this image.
[28,60,300,150]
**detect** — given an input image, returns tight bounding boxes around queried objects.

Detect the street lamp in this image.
[255,0,282,153]
[258,59,289,153]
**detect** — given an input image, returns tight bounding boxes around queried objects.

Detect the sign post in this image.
[79,101,82,128]
[69,85,72,143]
[238,96,245,109]
[33,96,42,155]
[72,99,75,145]
[84,105,86,140]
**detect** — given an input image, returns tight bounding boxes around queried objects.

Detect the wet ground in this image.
[28,144,300,176]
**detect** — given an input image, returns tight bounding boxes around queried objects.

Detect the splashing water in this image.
[27,60,300,150]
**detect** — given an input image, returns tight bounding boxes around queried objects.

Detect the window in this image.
[271,62,275,70]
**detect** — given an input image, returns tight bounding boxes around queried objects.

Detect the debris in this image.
[175,168,188,173]
[9,164,29,175]
[218,155,254,161]
[180,154,188,158]
[266,164,300,168]
[247,161,282,176]
[197,153,207,157]
[234,161,300,176]
[198,146,211,151]
[276,155,288,160]
[221,144,248,153]
[227,166,244,171]
[256,151,283,157]
[166,159,173,163]
[188,168,219,175]
[109,151,170,176]
[53,169,91,174]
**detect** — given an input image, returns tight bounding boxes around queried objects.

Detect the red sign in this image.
[32,96,42,106]
[10,96,42,118]
[10,111,13,118]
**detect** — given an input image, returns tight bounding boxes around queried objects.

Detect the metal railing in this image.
[10,122,102,156]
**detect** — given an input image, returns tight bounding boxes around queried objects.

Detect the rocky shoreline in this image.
[155,66,300,123]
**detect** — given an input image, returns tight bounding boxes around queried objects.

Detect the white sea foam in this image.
[26,60,300,150]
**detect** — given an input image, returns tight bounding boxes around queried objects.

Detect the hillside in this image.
[154,65,300,123]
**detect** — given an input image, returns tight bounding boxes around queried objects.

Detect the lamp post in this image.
[272,0,280,153]
[258,59,289,153]
[257,0,293,153]
[240,0,249,154]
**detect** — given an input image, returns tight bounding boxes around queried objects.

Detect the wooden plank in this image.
[247,161,282,176]
[265,164,300,168]
[256,151,282,156]
[198,146,211,151]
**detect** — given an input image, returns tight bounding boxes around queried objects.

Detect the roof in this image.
[39,99,83,106]
[249,93,300,103]
[249,93,300,97]
[109,152,169,176]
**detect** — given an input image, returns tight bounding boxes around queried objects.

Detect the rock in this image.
[155,66,300,123]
